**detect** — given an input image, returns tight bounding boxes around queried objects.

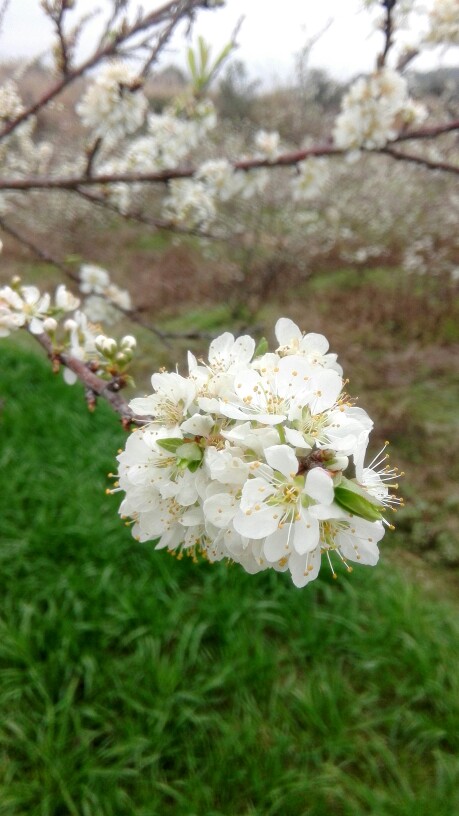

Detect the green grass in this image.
[0,343,458,815]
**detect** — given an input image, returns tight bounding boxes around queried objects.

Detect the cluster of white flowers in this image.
[0,280,79,337]
[95,99,219,215]
[254,130,281,160]
[79,264,132,325]
[0,248,137,386]
[333,68,426,152]
[76,61,148,144]
[426,0,459,46]
[115,319,402,587]
[0,80,53,213]
[291,158,329,202]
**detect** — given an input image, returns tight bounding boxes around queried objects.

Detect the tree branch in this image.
[377,0,397,69]
[32,329,149,426]
[380,146,459,175]
[1,118,458,192]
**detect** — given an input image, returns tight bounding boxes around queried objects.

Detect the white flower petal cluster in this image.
[0,282,78,336]
[426,0,459,46]
[116,319,399,587]
[140,100,217,171]
[0,252,137,387]
[0,81,53,214]
[163,179,217,229]
[333,68,426,151]
[196,159,243,202]
[291,158,329,202]
[79,264,131,324]
[76,61,148,143]
[254,129,281,159]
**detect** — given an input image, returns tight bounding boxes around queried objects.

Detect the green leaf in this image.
[175,442,203,463]
[254,337,269,357]
[187,459,202,473]
[156,437,183,453]
[187,46,197,81]
[198,36,209,72]
[334,484,383,522]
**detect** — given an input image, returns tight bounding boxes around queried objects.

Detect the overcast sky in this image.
[0,0,455,84]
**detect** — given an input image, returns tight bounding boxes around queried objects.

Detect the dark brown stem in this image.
[33,329,150,425]
[377,0,397,69]
[380,146,459,175]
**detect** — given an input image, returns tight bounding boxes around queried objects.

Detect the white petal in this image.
[265,445,298,478]
[304,468,334,504]
[275,317,301,347]
[180,413,213,436]
[129,396,156,415]
[264,528,290,562]
[293,515,320,554]
[233,505,280,539]
[208,332,234,363]
[307,369,343,414]
[29,317,44,334]
[289,546,321,587]
[285,427,312,449]
[203,492,239,528]
[301,332,329,355]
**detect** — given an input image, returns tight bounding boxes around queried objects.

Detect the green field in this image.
[0,342,458,815]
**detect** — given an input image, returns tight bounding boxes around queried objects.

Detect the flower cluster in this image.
[0,263,137,386]
[333,68,426,152]
[291,158,329,201]
[0,279,79,337]
[0,80,53,214]
[115,319,402,587]
[79,264,132,324]
[426,0,459,46]
[76,61,148,144]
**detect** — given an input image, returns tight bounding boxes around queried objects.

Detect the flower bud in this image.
[102,337,117,356]
[121,335,137,350]
[64,318,77,332]
[43,317,58,334]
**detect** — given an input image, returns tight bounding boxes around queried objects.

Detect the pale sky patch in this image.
[0,0,456,85]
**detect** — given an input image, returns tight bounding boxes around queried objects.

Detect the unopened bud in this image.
[102,337,117,356]
[121,335,137,350]
[43,317,58,334]
[64,318,77,332]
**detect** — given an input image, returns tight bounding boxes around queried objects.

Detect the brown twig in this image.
[379,146,459,175]
[32,329,150,425]
[1,116,458,192]
[377,0,397,69]
[395,119,459,141]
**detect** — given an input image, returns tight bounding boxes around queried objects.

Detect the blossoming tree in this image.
[0,0,457,586]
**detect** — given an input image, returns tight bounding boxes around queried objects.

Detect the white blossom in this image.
[114,319,400,587]
[426,0,459,46]
[333,68,423,151]
[254,129,280,159]
[291,158,329,201]
[76,61,148,143]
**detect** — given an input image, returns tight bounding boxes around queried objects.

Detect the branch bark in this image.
[0,119,457,192]
[33,329,148,425]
